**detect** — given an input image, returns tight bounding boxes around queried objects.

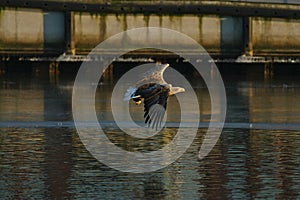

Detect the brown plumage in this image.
[124,63,185,129]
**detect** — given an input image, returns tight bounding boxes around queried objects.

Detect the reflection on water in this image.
[1,62,300,199]
[1,128,300,199]
[248,87,300,123]
[1,63,300,124]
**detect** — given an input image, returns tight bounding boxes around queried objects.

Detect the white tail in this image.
[123,87,137,101]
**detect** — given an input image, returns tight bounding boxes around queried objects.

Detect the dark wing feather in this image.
[135,83,169,129]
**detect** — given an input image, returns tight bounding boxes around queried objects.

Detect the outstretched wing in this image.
[136,64,169,86]
[135,83,169,129]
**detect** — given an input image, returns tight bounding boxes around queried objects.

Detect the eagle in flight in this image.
[123,63,185,129]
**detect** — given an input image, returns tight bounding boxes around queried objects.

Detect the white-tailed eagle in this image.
[123,63,185,129]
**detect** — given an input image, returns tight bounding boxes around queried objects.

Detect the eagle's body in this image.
[124,63,185,129]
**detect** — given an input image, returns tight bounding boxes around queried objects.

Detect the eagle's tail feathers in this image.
[123,87,137,101]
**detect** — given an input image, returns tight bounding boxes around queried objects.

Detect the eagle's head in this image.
[170,87,185,95]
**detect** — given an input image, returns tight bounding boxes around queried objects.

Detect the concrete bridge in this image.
[0,0,300,61]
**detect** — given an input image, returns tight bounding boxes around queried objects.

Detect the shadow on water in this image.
[1,61,300,199]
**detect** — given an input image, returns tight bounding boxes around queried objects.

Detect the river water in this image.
[1,62,300,199]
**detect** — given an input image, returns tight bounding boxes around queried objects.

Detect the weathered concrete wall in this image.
[0,8,44,49]
[252,17,300,54]
[0,8,300,56]
[74,14,221,52]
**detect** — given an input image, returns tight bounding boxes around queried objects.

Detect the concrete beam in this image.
[1,0,300,18]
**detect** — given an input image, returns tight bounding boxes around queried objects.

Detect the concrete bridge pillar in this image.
[43,12,65,53]
[220,16,244,57]
[220,16,254,57]
[65,12,75,55]
[243,17,253,56]
[43,11,75,55]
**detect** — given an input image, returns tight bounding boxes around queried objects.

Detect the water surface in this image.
[1,62,300,199]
